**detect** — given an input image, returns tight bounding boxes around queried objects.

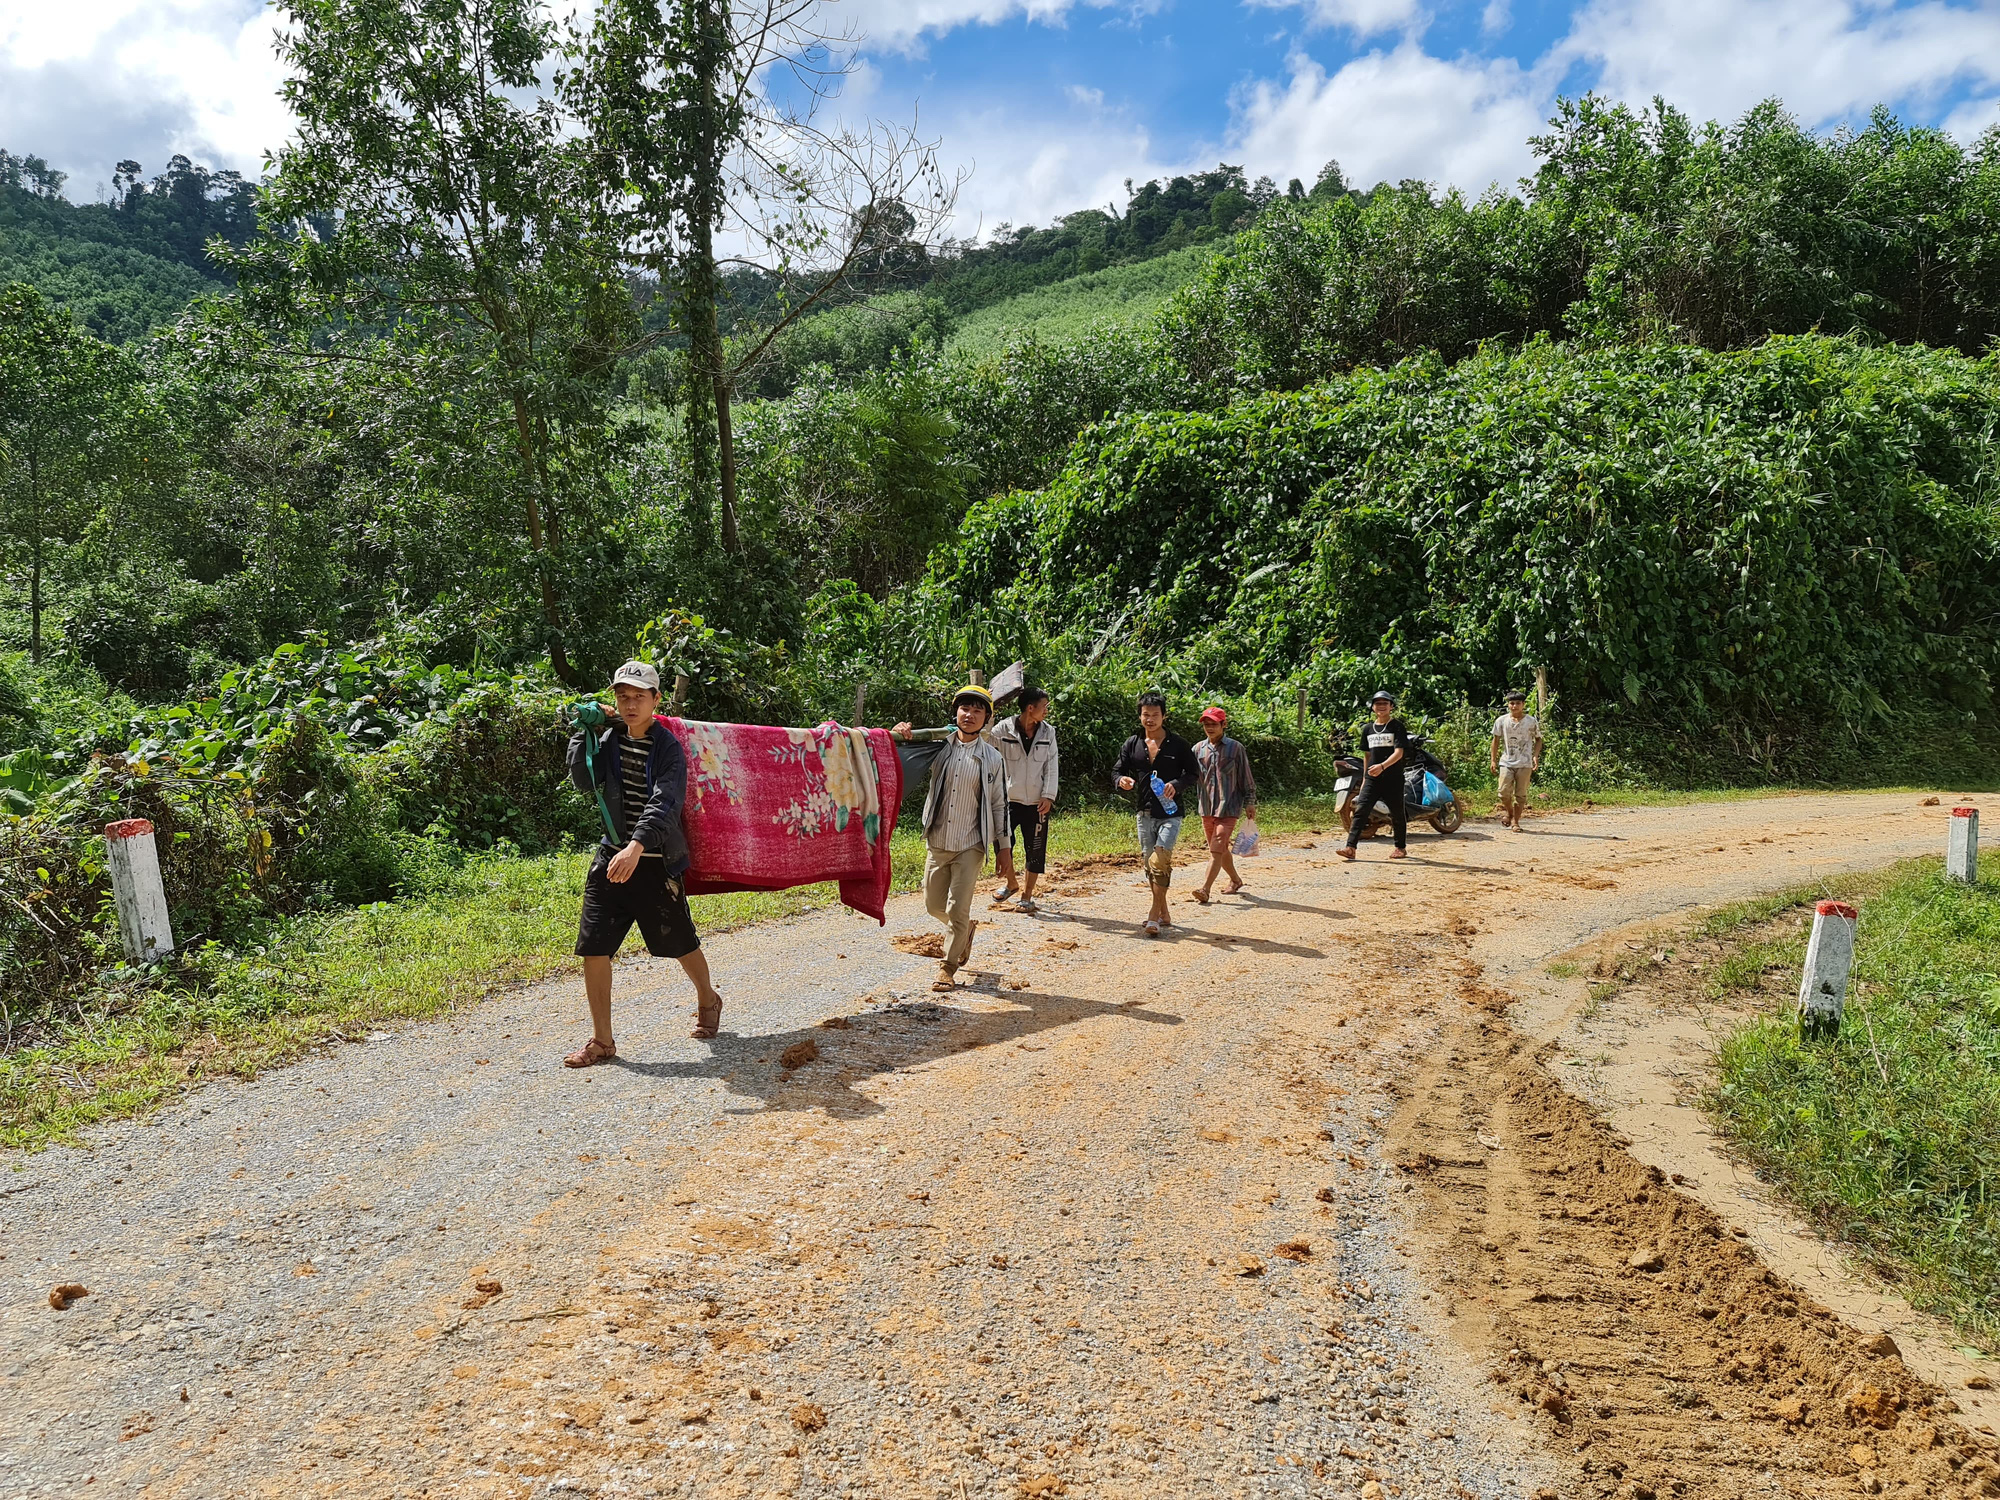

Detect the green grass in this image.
[947,243,1217,359]
[0,795,1344,1151]
[1707,858,2000,1349]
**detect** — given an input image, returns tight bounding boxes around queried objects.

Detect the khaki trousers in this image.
[923,843,984,971]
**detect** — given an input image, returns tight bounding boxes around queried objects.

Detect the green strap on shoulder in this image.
[573,702,620,842]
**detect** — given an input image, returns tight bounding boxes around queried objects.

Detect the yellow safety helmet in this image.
[952,684,994,713]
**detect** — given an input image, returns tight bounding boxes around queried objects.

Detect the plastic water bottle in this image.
[1149,771,1178,816]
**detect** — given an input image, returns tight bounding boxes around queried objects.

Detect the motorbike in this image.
[1334,732,1466,837]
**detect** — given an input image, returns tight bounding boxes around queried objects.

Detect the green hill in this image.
[0,150,256,342]
[946,242,1218,359]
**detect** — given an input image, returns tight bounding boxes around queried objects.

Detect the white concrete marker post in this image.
[1947,806,1979,884]
[104,818,175,964]
[1796,899,1857,1041]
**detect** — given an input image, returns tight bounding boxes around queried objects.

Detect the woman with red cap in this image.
[1191,705,1257,904]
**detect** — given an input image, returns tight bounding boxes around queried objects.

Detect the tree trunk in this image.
[510,392,579,686]
[715,367,740,553]
[27,446,41,664]
[684,0,739,555]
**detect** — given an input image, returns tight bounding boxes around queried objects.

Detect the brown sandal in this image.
[564,1038,616,1068]
[692,992,723,1040]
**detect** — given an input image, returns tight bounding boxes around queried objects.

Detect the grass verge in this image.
[1704,857,2000,1350]
[0,795,1347,1151]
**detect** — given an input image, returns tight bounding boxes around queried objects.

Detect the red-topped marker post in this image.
[104,819,175,964]
[1947,807,1979,884]
[1796,899,1857,1041]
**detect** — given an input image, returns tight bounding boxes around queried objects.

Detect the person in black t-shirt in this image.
[1112,692,1201,935]
[1338,690,1410,860]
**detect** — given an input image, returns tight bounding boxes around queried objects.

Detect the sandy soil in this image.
[3,792,1995,1500]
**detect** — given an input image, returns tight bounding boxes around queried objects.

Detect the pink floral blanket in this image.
[657,717,903,924]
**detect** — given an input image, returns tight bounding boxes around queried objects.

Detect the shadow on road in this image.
[607,987,1181,1118]
[1045,909,1327,958]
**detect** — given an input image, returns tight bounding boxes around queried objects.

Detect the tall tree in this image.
[572,0,957,554]
[0,283,142,660]
[224,0,637,684]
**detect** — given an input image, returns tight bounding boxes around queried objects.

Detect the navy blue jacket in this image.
[566,719,691,874]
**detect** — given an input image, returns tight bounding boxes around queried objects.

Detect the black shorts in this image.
[998,801,1049,874]
[576,852,700,959]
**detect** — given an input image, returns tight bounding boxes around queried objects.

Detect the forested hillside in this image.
[0,150,258,342]
[3,66,1999,1030]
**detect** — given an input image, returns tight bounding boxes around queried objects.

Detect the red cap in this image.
[1952,807,1975,817]
[1199,705,1227,724]
[104,819,155,841]
[1815,900,1858,919]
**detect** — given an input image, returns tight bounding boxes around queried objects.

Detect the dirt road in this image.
[4,793,1993,1499]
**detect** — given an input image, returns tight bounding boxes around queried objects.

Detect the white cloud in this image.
[937,95,1182,236]
[0,0,290,187]
[834,0,1100,53]
[1242,0,1426,39]
[1230,43,1547,194]
[1555,0,2000,132]
[1943,94,2000,140]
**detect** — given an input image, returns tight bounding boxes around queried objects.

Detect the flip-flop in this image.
[1223,882,1246,895]
[931,964,957,993]
[991,886,1019,904]
[692,992,722,1039]
[1336,847,1356,861]
[1388,848,1408,860]
[564,1038,616,1068]
[1017,898,1039,915]
[1191,889,1211,905]
[1143,920,1160,937]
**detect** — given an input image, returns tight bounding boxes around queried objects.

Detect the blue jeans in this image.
[1137,813,1184,889]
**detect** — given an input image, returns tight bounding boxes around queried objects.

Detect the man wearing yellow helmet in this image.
[892,686,1010,990]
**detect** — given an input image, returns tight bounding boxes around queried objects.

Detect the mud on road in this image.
[5,792,1997,1499]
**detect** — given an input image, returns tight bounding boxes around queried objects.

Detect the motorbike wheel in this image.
[1339,802,1355,835]
[1429,796,1465,835]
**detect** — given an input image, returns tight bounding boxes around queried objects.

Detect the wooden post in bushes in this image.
[1796,899,1857,1041]
[853,683,867,726]
[672,674,690,711]
[104,818,175,964]
[969,669,984,688]
[1535,665,1549,721]
[1295,686,1307,729]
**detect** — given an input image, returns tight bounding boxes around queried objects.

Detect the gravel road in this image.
[0,792,1967,1499]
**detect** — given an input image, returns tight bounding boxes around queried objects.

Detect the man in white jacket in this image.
[988,688,1059,913]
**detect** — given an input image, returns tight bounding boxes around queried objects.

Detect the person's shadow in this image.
[609,986,1181,1118]
[1046,909,1327,958]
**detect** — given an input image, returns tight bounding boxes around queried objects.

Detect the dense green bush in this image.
[1160,98,2000,404]
[935,336,2000,784]
[374,678,590,852]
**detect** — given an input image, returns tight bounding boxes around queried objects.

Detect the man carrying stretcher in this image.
[892,684,1010,992]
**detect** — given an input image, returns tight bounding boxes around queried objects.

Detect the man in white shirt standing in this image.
[1490,689,1543,831]
[988,687,1059,914]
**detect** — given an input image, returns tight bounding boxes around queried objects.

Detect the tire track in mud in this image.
[1388,955,2000,1496]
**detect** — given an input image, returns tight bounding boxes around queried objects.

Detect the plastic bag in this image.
[1232,817,1261,857]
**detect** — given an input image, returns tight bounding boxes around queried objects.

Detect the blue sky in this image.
[5,0,1999,235]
